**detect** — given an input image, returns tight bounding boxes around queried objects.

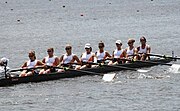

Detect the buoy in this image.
[5,2,7,3]
[63,5,65,8]
[80,14,84,16]
[11,9,13,11]
[17,20,20,22]
[137,10,139,12]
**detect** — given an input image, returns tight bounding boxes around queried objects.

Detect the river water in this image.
[0,0,180,110]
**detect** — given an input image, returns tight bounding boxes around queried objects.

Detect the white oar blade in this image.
[137,69,150,73]
[169,64,180,73]
[102,73,116,82]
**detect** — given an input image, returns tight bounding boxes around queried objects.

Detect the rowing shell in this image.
[0,57,173,87]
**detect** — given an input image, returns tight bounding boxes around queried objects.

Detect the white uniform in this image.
[81,52,94,62]
[114,49,123,58]
[26,60,38,68]
[62,54,75,64]
[126,47,134,56]
[45,56,57,66]
[138,45,149,53]
[96,51,106,60]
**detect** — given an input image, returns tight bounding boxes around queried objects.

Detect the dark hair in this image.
[48,48,54,52]
[90,47,92,52]
[29,50,36,59]
[98,41,105,47]
[140,36,146,42]
[128,39,135,43]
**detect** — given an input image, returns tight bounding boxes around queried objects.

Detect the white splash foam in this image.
[169,64,180,73]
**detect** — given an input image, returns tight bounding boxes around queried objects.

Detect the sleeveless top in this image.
[27,60,38,68]
[45,56,57,66]
[62,54,75,64]
[126,47,134,56]
[114,49,123,58]
[81,52,94,62]
[96,51,106,60]
[138,45,149,53]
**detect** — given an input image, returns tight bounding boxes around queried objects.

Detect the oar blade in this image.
[137,69,150,73]
[169,64,180,73]
[102,73,116,82]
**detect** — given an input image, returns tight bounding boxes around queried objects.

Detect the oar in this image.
[103,64,149,73]
[83,62,149,73]
[102,73,116,82]
[67,68,104,75]
[147,53,180,60]
[134,60,180,72]
[10,67,45,72]
[134,60,179,67]
[65,67,117,82]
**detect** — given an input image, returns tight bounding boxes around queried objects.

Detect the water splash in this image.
[137,74,154,79]
[169,64,180,73]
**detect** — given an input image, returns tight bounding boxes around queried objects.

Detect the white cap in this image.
[0,57,9,65]
[115,40,122,45]
[84,43,91,49]
[1,57,9,63]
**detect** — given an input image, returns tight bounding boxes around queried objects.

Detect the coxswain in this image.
[58,44,81,72]
[108,40,126,65]
[135,36,151,61]
[19,50,44,77]
[39,48,60,74]
[0,57,10,78]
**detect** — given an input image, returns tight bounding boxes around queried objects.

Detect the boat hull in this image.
[0,58,172,87]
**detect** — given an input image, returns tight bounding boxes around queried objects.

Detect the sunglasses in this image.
[128,42,132,44]
[85,48,90,50]
[65,47,71,50]
[98,46,103,48]
[140,39,145,42]
[116,43,121,45]
[29,55,34,57]
[47,50,52,52]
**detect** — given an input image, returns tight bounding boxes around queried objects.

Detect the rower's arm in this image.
[59,55,64,63]
[120,50,127,58]
[73,55,81,65]
[147,45,151,54]
[36,61,45,67]
[53,57,60,66]
[21,62,27,68]
[105,52,111,58]
[42,58,46,64]
[111,51,115,59]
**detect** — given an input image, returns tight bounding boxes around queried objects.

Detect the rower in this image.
[124,38,136,62]
[39,48,60,74]
[108,40,126,65]
[135,36,151,61]
[95,41,111,63]
[19,50,44,77]
[58,44,81,72]
[79,43,96,69]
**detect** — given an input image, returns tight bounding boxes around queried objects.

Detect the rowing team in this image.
[12,36,150,77]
